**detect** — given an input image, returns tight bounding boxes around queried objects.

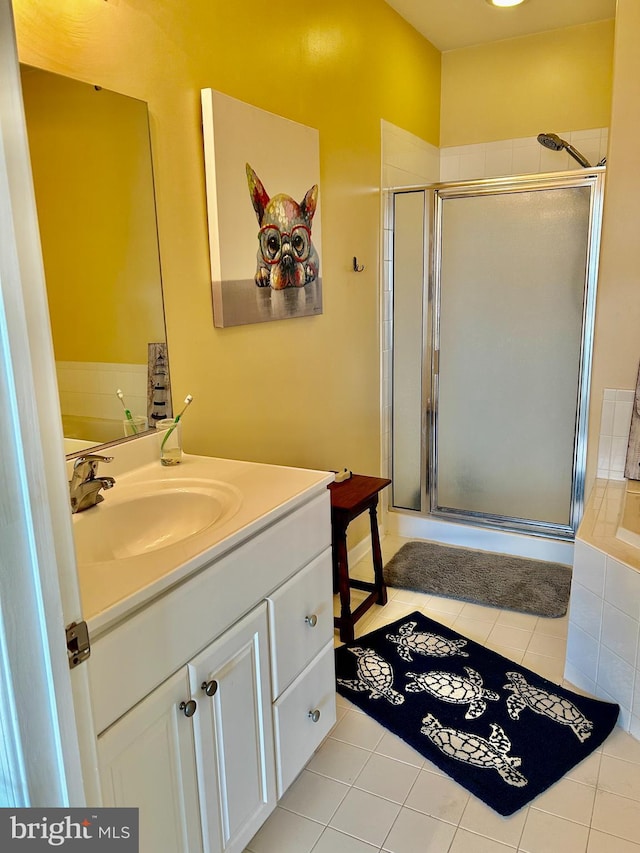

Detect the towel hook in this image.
[353,256,365,272]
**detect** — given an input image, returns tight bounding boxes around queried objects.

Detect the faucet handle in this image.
[72,453,114,481]
[73,453,114,466]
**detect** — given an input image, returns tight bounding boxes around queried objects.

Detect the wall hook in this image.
[353,257,365,272]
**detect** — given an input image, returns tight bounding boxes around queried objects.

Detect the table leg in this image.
[369,501,388,606]
[334,525,355,643]
[331,531,340,594]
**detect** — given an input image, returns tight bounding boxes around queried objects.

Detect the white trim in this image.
[0,599,27,806]
[0,0,97,805]
[348,535,374,572]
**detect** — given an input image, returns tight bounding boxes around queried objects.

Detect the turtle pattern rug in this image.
[334,612,619,816]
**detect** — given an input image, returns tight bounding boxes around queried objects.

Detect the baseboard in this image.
[347,535,373,570]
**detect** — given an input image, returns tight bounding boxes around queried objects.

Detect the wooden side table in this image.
[328,474,392,643]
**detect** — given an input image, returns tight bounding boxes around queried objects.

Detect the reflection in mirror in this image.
[20,66,169,456]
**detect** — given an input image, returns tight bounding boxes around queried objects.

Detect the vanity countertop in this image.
[69,440,333,634]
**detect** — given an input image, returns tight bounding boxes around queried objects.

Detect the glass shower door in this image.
[392,190,427,511]
[431,174,603,537]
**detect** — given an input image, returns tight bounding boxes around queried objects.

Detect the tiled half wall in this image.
[598,389,634,480]
[57,360,147,421]
[567,539,640,738]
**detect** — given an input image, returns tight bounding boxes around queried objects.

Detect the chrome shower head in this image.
[537,132,564,151]
[536,132,592,168]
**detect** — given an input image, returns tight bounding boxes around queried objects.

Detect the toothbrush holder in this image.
[157,418,183,465]
[122,415,148,437]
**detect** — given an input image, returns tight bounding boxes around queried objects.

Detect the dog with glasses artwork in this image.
[246,163,319,290]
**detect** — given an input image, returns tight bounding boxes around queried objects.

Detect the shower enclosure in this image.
[391,169,605,540]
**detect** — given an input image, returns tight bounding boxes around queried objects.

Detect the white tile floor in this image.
[247,535,640,853]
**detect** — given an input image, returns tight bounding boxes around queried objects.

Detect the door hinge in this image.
[66,621,90,669]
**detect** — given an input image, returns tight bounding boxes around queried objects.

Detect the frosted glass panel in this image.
[436,186,591,525]
[392,192,425,510]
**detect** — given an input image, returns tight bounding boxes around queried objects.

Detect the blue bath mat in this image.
[335,612,619,815]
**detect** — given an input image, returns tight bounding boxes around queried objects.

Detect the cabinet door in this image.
[98,669,204,853]
[188,602,276,853]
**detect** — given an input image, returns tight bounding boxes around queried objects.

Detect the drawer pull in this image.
[179,700,197,718]
[201,679,218,697]
[305,614,318,628]
[308,709,321,723]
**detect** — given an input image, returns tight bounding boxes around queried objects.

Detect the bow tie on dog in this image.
[246,163,319,290]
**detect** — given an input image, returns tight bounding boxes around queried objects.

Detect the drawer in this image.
[267,548,333,697]
[272,641,336,797]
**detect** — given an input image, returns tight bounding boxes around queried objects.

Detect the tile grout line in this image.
[377,760,472,852]
[331,710,474,852]
[582,752,602,853]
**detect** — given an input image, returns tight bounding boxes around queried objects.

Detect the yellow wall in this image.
[588,0,640,487]
[13,0,440,475]
[15,0,633,518]
[441,20,614,147]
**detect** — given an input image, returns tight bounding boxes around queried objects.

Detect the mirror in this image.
[19,66,170,456]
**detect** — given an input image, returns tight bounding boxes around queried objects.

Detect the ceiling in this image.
[384,0,616,51]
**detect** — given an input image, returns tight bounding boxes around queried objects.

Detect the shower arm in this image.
[563,143,592,169]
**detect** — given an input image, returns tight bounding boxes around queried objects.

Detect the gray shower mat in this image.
[383,541,571,617]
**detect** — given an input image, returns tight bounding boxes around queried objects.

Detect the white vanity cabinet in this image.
[98,604,275,853]
[97,668,205,853]
[188,603,276,853]
[89,485,334,853]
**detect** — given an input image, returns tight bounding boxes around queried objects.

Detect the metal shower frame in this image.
[391,167,606,540]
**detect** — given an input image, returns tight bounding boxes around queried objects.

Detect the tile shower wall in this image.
[597,389,635,480]
[56,361,148,423]
[381,119,440,189]
[440,128,609,182]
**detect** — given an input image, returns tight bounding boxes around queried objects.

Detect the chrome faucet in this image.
[69,454,116,513]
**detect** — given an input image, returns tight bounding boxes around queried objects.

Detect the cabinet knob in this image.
[308,709,321,723]
[179,699,197,718]
[305,614,318,628]
[201,679,218,697]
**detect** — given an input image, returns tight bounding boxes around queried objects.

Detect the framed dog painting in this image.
[201,89,323,328]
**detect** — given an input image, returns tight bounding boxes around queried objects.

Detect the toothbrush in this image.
[160,394,193,450]
[116,388,138,434]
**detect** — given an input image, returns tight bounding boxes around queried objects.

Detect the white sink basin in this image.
[69,447,333,633]
[72,478,242,565]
